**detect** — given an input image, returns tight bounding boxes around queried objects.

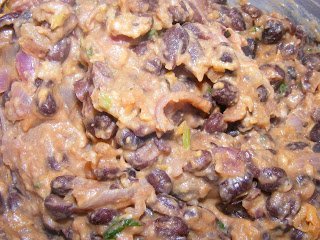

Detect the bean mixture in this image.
[0,0,320,239]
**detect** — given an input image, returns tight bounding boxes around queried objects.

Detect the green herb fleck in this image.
[259,134,267,143]
[103,218,142,240]
[148,29,158,39]
[306,47,312,52]
[99,92,112,110]
[206,86,213,95]
[279,82,288,95]
[34,182,42,189]
[224,30,231,38]
[217,220,226,231]
[182,126,191,150]
[251,26,260,32]
[86,46,94,57]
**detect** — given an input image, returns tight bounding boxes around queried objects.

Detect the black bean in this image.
[259,64,285,87]
[50,175,75,197]
[94,167,120,181]
[88,208,118,225]
[155,216,189,238]
[241,4,262,19]
[183,150,212,172]
[241,38,257,59]
[257,85,269,102]
[144,58,162,75]
[266,191,301,220]
[61,227,73,240]
[290,227,305,240]
[216,200,250,219]
[168,4,188,24]
[258,167,287,193]
[219,173,253,203]
[220,52,233,63]
[286,142,308,151]
[295,25,306,40]
[149,194,182,216]
[0,12,20,29]
[262,20,285,44]
[88,114,117,140]
[279,43,296,58]
[154,138,171,154]
[262,232,271,240]
[38,91,57,116]
[7,188,21,210]
[44,194,74,220]
[124,141,160,170]
[146,169,172,194]
[310,123,320,142]
[212,80,239,106]
[132,41,148,56]
[47,156,61,171]
[163,25,189,64]
[312,108,320,122]
[115,128,144,151]
[0,192,6,214]
[47,38,71,62]
[203,112,227,133]
[228,8,246,31]
[301,53,320,72]
[183,23,210,40]
[312,143,320,153]
[34,78,43,88]
[287,66,297,81]
[90,233,103,240]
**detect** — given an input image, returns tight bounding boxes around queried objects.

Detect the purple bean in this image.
[94,167,120,181]
[116,128,144,151]
[258,167,287,192]
[310,123,320,142]
[155,216,189,238]
[212,80,239,106]
[204,112,228,133]
[47,38,71,62]
[146,169,172,194]
[88,208,118,225]
[183,150,212,172]
[0,12,20,29]
[242,38,257,59]
[241,4,262,19]
[262,20,285,44]
[88,114,117,140]
[44,194,74,220]
[228,8,246,31]
[301,53,320,72]
[257,85,269,102]
[50,175,75,197]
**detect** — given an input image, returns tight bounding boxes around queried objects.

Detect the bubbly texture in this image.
[0,0,320,239]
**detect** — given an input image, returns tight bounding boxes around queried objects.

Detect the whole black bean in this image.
[228,8,246,31]
[37,89,57,116]
[212,80,239,106]
[287,66,297,81]
[44,194,74,220]
[220,52,233,63]
[144,58,162,75]
[257,85,269,102]
[124,141,160,170]
[88,208,118,225]
[154,138,171,154]
[155,216,189,238]
[310,123,320,142]
[286,142,308,151]
[241,4,262,19]
[163,25,189,64]
[219,173,253,203]
[258,167,287,192]
[203,112,227,133]
[266,191,301,220]
[279,43,296,58]
[115,128,144,151]
[183,150,212,172]
[50,175,75,197]
[146,169,172,194]
[149,194,182,216]
[242,38,257,59]
[262,20,285,44]
[47,38,71,62]
[47,156,61,171]
[301,53,320,72]
[312,143,320,153]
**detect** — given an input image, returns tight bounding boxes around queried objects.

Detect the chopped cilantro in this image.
[103,218,142,240]
[224,30,231,38]
[251,26,260,32]
[182,126,191,150]
[217,220,226,231]
[99,92,112,110]
[86,47,94,57]
[279,82,288,95]
[148,29,158,39]
[206,86,213,95]
[33,182,42,189]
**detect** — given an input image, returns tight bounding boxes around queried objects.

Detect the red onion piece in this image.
[15,51,37,81]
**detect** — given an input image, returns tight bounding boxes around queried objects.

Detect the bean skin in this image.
[212,80,239,106]
[88,208,118,225]
[50,175,75,197]
[258,167,287,193]
[115,128,144,151]
[228,8,246,31]
[47,38,71,62]
[312,143,320,153]
[242,38,257,59]
[146,169,172,194]
[310,123,320,142]
[155,216,189,238]
[183,150,212,172]
[262,20,285,44]
[257,85,269,102]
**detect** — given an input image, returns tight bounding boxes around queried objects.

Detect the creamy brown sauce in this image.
[0,0,320,239]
